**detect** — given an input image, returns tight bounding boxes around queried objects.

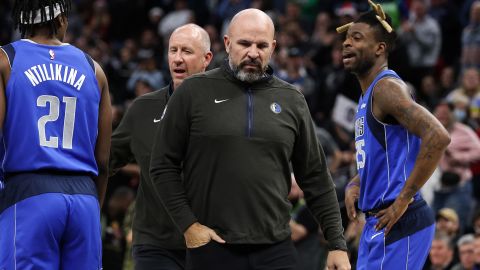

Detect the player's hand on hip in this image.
[345,184,360,221]
[374,198,412,235]
[326,250,351,270]
[184,222,226,248]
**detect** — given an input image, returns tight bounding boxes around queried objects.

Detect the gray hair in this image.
[457,234,475,247]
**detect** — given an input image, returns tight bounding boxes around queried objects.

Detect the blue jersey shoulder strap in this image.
[1,44,16,67]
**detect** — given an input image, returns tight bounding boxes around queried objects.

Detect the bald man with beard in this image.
[150,9,350,270]
[109,24,213,270]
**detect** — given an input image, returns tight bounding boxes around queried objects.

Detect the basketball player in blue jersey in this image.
[338,1,450,269]
[0,1,112,269]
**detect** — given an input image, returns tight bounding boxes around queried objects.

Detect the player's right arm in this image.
[93,61,112,207]
[345,174,360,221]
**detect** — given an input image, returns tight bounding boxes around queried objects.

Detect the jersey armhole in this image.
[370,76,402,126]
[83,52,96,75]
[0,44,15,69]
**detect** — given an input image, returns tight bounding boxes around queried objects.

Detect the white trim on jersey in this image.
[403,131,410,184]
[21,39,70,46]
[406,235,411,270]
[381,126,391,203]
[381,236,386,270]
[14,204,17,270]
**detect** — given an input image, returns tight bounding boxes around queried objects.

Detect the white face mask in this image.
[453,109,467,121]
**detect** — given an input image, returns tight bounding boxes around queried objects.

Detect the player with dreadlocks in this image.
[0,0,111,269]
[341,1,450,269]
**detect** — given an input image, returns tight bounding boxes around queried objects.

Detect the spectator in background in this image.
[310,12,336,48]
[452,234,476,270]
[426,234,456,270]
[146,7,164,32]
[204,24,226,69]
[311,39,361,125]
[436,208,461,243]
[288,175,328,270]
[127,52,164,93]
[439,66,457,98]
[307,11,337,71]
[133,79,155,98]
[429,0,462,67]
[433,101,480,232]
[470,211,480,235]
[158,0,194,43]
[276,47,315,104]
[398,0,441,92]
[215,0,251,35]
[103,187,136,270]
[137,29,163,73]
[447,68,480,111]
[472,234,480,268]
[106,44,138,104]
[122,201,135,270]
[462,1,480,69]
[419,75,442,110]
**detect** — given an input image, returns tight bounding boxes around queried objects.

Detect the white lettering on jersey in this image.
[24,64,87,90]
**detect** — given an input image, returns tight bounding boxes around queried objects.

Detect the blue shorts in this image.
[357,200,435,270]
[0,173,102,270]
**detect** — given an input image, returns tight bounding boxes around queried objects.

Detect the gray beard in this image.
[228,58,266,83]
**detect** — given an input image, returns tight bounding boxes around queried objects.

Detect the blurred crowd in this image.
[3,0,480,269]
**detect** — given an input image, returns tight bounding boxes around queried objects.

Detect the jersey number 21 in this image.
[37,95,76,149]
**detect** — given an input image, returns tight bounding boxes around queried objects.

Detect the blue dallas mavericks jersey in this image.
[355,70,422,211]
[2,40,99,175]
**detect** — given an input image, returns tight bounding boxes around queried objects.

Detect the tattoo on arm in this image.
[375,79,447,161]
[374,78,450,201]
[400,184,419,200]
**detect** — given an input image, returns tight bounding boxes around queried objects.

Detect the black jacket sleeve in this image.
[149,84,197,233]
[109,103,135,176]
[291,96,347,251]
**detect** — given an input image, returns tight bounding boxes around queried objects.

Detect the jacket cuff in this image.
[327,239,348,251]
[178,213,198,233]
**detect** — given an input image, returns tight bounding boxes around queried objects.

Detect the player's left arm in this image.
[372,78,450,234]
[93,61,112,207]
[0,48,10,133]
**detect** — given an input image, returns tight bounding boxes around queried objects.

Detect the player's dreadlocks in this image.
[12,0,71,38]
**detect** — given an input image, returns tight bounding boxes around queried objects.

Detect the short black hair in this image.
[354,10,397,54]
[13,0,71,38]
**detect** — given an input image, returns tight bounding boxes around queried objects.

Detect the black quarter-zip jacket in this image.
[150,63,347,250]
[110,84,185,250]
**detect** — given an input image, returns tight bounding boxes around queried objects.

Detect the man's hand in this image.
[326,250,351,270]
[345,181,360,221]
[374,198,412,235]
[184,222,226,248]
[289,220,307,242]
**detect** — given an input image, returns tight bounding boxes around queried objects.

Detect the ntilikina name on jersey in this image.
[24,63,86,90]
